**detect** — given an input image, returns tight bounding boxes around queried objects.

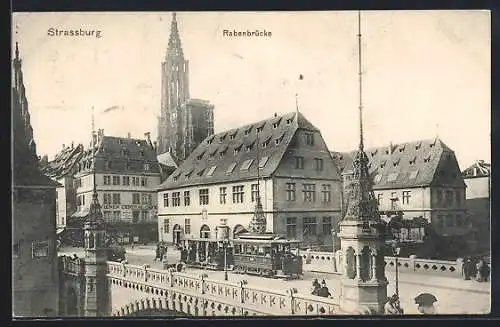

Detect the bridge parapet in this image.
[107,261,342,316]
[302,251,464,278]
[59,255,85,277]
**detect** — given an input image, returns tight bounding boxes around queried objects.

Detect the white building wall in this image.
[158,178,273,243]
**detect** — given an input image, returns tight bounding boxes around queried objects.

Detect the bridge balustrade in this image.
[106,261,342,316]
[302,251,464,278]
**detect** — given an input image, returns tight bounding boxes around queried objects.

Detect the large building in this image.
[41,143,85,232]
[71,130,162,244]
[332,138,468,257]
[12,43,60,316]
[462,160,491,253]
[157,13,215,160]
[157,112,343,249]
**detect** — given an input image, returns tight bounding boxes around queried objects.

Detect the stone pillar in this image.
[195,242,199,262]
[409,255,417,272]
[356,254,362,281]
[371,253,377,281]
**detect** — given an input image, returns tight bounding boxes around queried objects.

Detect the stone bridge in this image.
[59,252,488,317]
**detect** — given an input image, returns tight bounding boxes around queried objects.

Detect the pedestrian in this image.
[154,245,161,262]
[463,258,472,280]
[478,260,490,282]
[476,259,485,282]
[311,279,321,296]
[306,248,312,264]
[318,280,331,298]
[162,254,169,270]
[414,293,437,314]
[384,294,403,315]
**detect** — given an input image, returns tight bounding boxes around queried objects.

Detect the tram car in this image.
[232,233,303,279]
[179,237,234,271]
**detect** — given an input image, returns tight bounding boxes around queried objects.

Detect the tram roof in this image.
[232,238,301,245]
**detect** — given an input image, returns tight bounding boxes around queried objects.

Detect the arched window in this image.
[200,225,211,239]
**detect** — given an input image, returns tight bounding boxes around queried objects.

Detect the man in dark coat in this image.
[318,280,331,298]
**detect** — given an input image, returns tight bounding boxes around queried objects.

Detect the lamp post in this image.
[390,240,401,297]
[218,219,229,281]
[224,238,229,281]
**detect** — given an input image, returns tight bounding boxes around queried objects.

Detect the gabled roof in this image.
[75,134,161,175]
[42,144,85,179]
[158,111,318,190]
[462,160,490,178]
[331,138,459,189]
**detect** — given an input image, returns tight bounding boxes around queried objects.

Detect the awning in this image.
[56,227,66,235]
[71,207,90,218]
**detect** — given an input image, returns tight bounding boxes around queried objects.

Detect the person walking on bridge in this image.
[384,294,403,315]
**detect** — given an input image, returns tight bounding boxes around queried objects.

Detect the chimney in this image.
[144,132,151,143]
[62,144,65,149]
[153,141,158,152]
[274,112,278,117]
[71,142,74,149]
[388,142,393,155]
[127,132,131,139]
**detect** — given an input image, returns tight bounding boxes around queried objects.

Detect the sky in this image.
[12,10,490,170]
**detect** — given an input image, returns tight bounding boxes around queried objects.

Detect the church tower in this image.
[338,12,388,314]
[82,108,109,317]
[158,12,190,157]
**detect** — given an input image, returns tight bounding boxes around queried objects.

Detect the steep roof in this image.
[157,152,178,168]
[75,133,161,175]
[462,160,490,178]
[158,111,318,190]
[331,138,459,190]
[41,144,85,179]
[12,43,59,188]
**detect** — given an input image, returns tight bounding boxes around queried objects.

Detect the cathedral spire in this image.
[86,106,104,228]
[248,130,267,234]
[167,12,183,57]
[341,11,380,224]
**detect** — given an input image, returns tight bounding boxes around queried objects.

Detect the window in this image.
[103,175,111,185]
[286,183,296,201]
[314,158,324,171]
[305,133,314,145]
[141,177,148,187]
[373,175,382,184]
[303,184,316,202]
[456,214,463,227]
[455,190,462,205]
[112,176,120,185]
[303,217,317,236]
[445,190,453,205]
[240,159,253,171]
[259,156,269,168]
[163,193,169,207]
[164,219,170,233]
[321,184,331,203]
[445,215,453,227]
[32,240,49,258]
[262,138,270,148]
[294,156,304,169]
[229,133,236,140]
[233,146,241,155]
[246,142,254,152]
[172,192,181,207]
[409,170,419,179]
[322,217,332,235]
[144,163,150,171]
[184,191,190,206]
[219,187,227,204]
[103,193,112,204]
[275,134,284,145]
[103,211,111,222]
[132,193,140,204]
[126,162,131,170]
[184,219,191,235]
[286,217,297,238]
[141,211,148,221]
[142,193,152,205]
[377,193,383,205]
[424,156,431,163]
[251,184,260,202]
[387,173,398,182]
[436,190,443,203]
[196,168,205,177]
[226,162,237,174]
[105,161,112,169]
[132,211,139,223]
[122,176,130,185]
[112,193,121,204]
[402,191,411,204]
[206,166,217,176]
[232,185,245,203]
[199,189,209,205]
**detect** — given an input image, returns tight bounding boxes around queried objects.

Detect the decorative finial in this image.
[296,74,304,113]
[357,10,364,152]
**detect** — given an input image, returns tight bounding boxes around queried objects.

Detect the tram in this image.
[179,233,302,279]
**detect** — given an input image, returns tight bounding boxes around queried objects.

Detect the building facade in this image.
[332,138,468,257]
[157,112,343,249]
[157,13,215,160]
[72,130,162,244]
[12,43,60,317]
[41,143,85,232]
[462,160,491,253]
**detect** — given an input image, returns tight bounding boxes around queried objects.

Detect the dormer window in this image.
[173,176,179,181]
[206,165,217,176]
[409,156,416,165]
[286,117,293,124]
[380,161,386,168]
[256,127,263,133]
[258,156,269,168]
[220,133,227,142]
[373,174,382,184]
[206,136,215,144]
[424,155,431,163]
[197,168,205,176]
[415,142,422,150]
[409,170,419,179]
[185,168,194,178]
[371,149,378,156]
[197,151,206,160]
[262,136,271,148]
[144,163,150,171]
[275,133,285,145]
[393,159,400,167]
[226,162,237,174]
[387,173,398,182]
[240,159,254,171]
[244,126,253,135]
[430,139,437,147]
[229,131,237,140]
[234,145,242,155]
[140,150,144,157]
[246,142,254,152]
[399,145,406,152]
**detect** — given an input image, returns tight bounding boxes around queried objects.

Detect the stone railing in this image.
[106,261,342,316]
[59,255,84,276]
[301,251,464,278]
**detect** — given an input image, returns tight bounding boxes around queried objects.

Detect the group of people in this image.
[463,257,490,282]
[154,242,168,264]
[384,294,404,314]
[311,279,332,298]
